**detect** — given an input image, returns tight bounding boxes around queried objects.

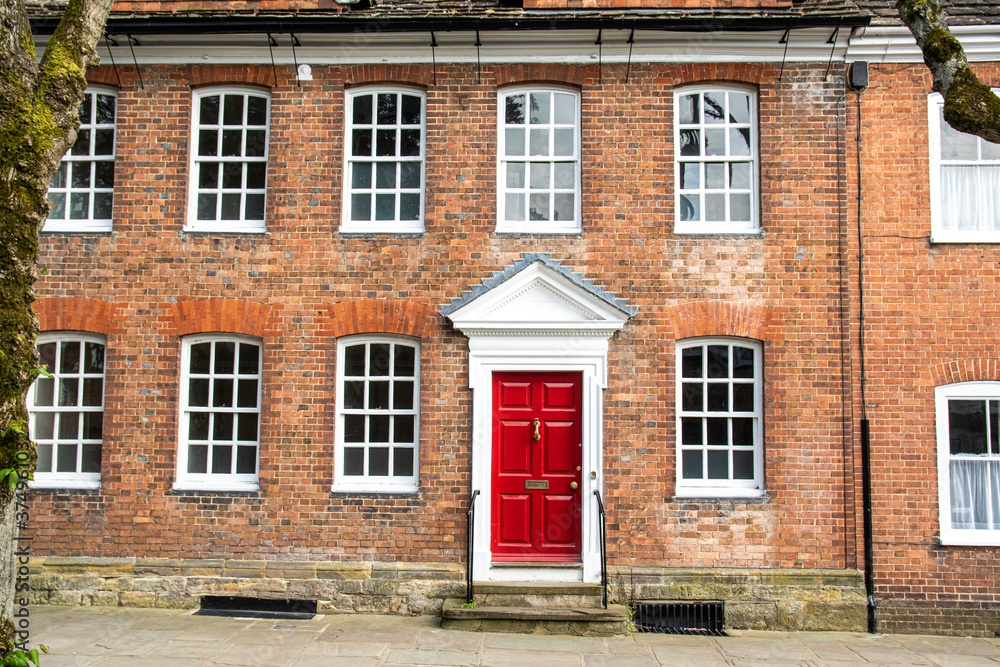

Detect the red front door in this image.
[491,371,582,562]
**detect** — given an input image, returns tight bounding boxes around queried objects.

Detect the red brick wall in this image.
[846,62,1000,627]
[32,60,852,573]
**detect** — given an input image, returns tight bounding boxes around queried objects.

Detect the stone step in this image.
[472,582,605,608]
[440,598,628,636]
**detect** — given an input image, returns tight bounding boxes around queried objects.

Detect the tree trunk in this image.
[0,0,114,652]
[896,0,1000,144]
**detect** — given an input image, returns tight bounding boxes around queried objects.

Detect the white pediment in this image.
[444,260,633,338]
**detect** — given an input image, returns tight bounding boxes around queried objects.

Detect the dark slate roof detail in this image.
[855,0,1000,27]
[440,253,638,319]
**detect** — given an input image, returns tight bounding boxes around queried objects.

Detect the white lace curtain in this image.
[950,459,1000,530]
[940,166,1000,232]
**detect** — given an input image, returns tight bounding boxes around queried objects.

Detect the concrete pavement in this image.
[25,605,1000,666]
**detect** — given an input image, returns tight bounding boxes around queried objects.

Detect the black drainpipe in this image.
[849,61,876,634]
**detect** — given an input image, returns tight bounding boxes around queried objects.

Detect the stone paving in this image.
[25,605,1000,666]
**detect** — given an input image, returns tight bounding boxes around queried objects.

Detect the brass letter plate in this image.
[524,480,549,490]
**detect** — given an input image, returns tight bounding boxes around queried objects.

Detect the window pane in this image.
[401,95,421,124]
[36,413,54,440]
[345,414,365,442]
[704,92,725,123]
[706,418,727,445]
[353,162,373,189]
[96,94,115,123]
[353,95,372,125]
[730,163,751,190]
[35,377,54,407]
[190,343,211,373]
[189,412,209,440]
[679,194,699,221]
[213,379,234,408]
[215,342,235,373]
[237,379,258,408]
[707,346,728,378]
[198,130,218,156]
[222,162,242,189]
[376,162,396,188]
[345,345,366,376]
[244,193,264,219]
[236,446,256,474]
[949,399,988,455]
[529,193,549,221]
[554,129,573,156]
[82,378,103,406]
[50,164,67,189]
[707,384,729,412]
[376,129,396,156]
[212,444,233,474]
[681,417,702,445]
[682,347,702,378]
[238,343,260,375]
[197,193,217,220]
[370,344,390,375]
[344,381,365,409]
[369,447,389,476]
[237,413,258,441]
[58,413,79,440]
[400,194,420,221]
[246,162,266,189]
[730,128,751,156]
[93,193,113,219]
[247,96,267,125]
[529,129,549,156]
[213,413,234,440]
[554,163,574,189]
[707,450,729,479]
[393,447,414,476]
[36,444,52,473]
[705,129,726,156]
[223,95,244,125]
[200,95,220,124]
[733,383,754,412]
[71,163,91,189]
[369,381,390,410]
[375,193,395,220]
[400,130,421,157]
[370,415,390,442]
[83,412,102,440]
[530,163,550,189]
[353,129,373,157]
[992,401,999,455]
[553,93,575,124]
[729,93,750,123]
[57,444,78,473]
[377,93,397,124]
[47,193,65,219]
[69,193,89,219]
[221,129,243,157]
[682,450,703,479]
[188,445,208,473]
[505,128,525,157]
[682,383,703,412]
[395,346,415,376]
[344,447,364,475]
[58,378,79,407]
[733,418,754,447]
[189,378,209,407]
[553,194,574,222]
[505,94,525,125]
[678,94,699,124]
[733,450,754,480]
[94,129,114,155]
[71,129,90,156]
[393,381,414,410]
[529,92,550,124]
[351,194,371,221]
[394,416,415,444]
[506,193,525,221]
[245,130,266,157]
[706,163,725,189]
[680,163,700,189]
[400,162,420,189]
[680,129,700,156]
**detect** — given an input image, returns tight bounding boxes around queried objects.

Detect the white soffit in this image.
[43,27,856,66]
[847,25,1000,63]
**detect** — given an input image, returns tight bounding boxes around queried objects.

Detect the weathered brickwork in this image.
[847,62,1000,636]
[32,58,857,619]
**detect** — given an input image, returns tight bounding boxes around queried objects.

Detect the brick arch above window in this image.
[673,63,768,87]
[320,299,433,338]
[189,65,275,89]
[494,64,586,88]
[931,360,1000,388]
[342,65,433,88]
[667,301,773,341]
[85,66,120,87]
[169,299,272,338]
[34,297,118,335]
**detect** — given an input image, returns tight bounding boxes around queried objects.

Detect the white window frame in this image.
[44,87,117,232]
[497,86,582,234]
[928,91,1000,243]
[673,84,759,235]
[334,336,420,493]
[935,382,1000,546]
[676,337,764,498]
[28,333,106,490]
[186,86,270,233]
[341,86,427,234]
[176,334,262,492]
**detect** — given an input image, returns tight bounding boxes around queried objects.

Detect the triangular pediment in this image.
[442,255,635,337]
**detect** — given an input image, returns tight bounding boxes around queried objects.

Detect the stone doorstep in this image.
[472,582,606,609]
[440,598,629,636]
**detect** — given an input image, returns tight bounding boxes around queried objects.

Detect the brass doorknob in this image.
[570,481,579,490]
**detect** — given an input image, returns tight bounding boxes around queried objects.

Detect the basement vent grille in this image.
[633,601,726,636]
[197,596,318,620]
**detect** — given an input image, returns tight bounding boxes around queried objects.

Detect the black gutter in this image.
[29,14,870,37]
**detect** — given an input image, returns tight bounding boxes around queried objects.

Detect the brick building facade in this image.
[21,0,1000,635]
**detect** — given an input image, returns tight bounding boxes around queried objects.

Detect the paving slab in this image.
[481,648,584,667]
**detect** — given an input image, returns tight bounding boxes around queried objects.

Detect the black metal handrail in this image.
[594,489,608,609]
[466,489,480,604]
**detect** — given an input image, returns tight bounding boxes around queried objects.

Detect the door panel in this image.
[492,371,582,562]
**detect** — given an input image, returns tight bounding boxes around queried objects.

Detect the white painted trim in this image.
[67,27,857,66]
[846,25,1000,64]
[488,565,584,583]
[447,261,632,583]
